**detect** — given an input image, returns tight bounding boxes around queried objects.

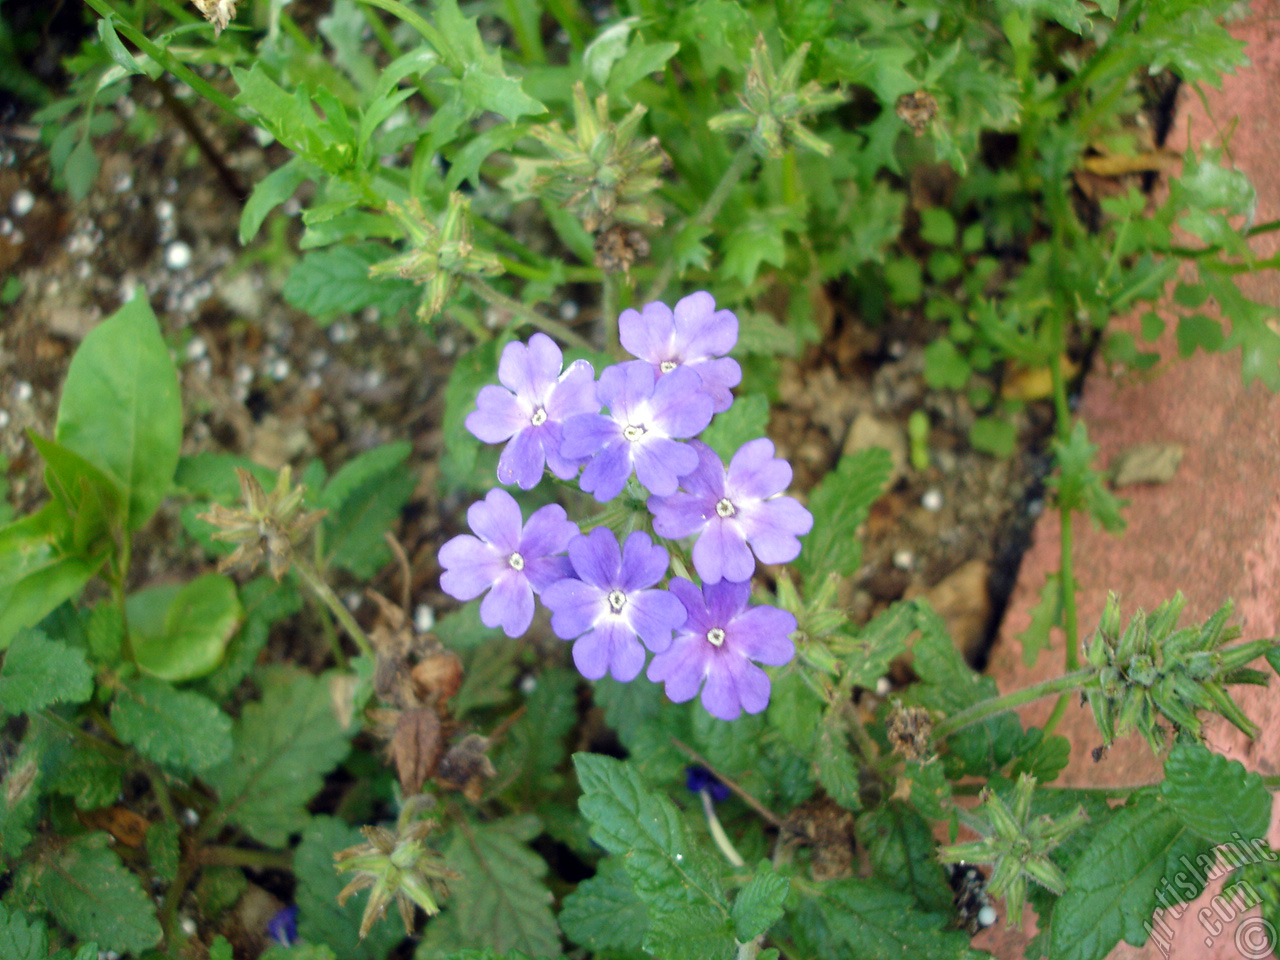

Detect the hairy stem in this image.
[932,668,1095,741]
[465,276,593,350]
[293,559,374,659]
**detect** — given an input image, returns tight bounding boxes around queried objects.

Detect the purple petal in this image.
[618,531,669,591]
[632,438,697,496]
[498,334,560,401]
[525,554,574,592]
[727,438,791,499]
[571,628,612,680]
[627,588,686,652]
[731,605,797,664]
[702,657,772,720]
[467,385,527,443]
[620,301,675,363]
[705,579,752,624]
[648,368,714,438]
[497,428,546,489]
[467,489,522,552]
[438,535,500,601]
[689,357,742,413]
[578,441,634,502]
[547,360,599,419]
[568,528,622,588]
[574,619,645,682]
[540,422,582,480]
[649,491,713,539]
[561,413,619,460]
[692,520,753,584]
[480,571,535,637]
[543,577,605,639]
[646,633,709,702]
[741,498,813,564]
[674,292,738,358]
[520,503,578,558]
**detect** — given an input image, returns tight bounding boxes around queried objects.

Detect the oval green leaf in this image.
[130,574,242,681]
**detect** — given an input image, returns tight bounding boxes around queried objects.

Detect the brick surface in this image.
[977,5,1280,958]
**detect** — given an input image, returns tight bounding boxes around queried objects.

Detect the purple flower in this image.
[267,905,298,947]
[561,363,713,502]
[619,292,742,413]
[685,765,731,803]
[438,488,578,637]
[648,439,814,584]
[646,578,796,721]
[465,333,599,489]
[541,528,686,682]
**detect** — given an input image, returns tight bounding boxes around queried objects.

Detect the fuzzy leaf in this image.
[1161,740,1270,842]
[791,877,987,960]
[558,857,648,953]
[110,676,233,773]
[0,904,47,960]
[0,628,94,716]
[206,669,351,846]
[731,862,789,941]
[442,814,560,958]
[34,833,162,953]
[795,448,893,591]
[282,243,420,322]
[55,291,181,531]
[319,442,417,577]
[295,817,403,960]
[1017,575,1062,668]
[857,803,954,914]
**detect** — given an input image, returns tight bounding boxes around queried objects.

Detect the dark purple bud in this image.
[685,765,730,803]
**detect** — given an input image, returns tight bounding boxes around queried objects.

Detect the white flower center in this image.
[508,552,525,571]
[607,589,627,613]
[715,498,736,518]
[659,360,678,374]
[530,408,548,427]
[623,424,646,442]
[706,627,726,647]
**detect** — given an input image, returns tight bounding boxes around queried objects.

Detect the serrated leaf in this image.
[1051,420,1126,532]
[0,628,94,716]
[1161,740,1270,842]
[857,803,954,914]
[1049,798,1203,960]
[0,904,48,960]
[442,815,560,958]
[110,676,233,773]
[0,735,42,864]
[441,339,503,494]
[501,668,578,803]
[48,740,120,809]
[1017,574,1062,668]
[815,724,861,810]
[319,442,417,577]
[35,833,162,953]
[206,669,351,846]
[559,857,648,953]
[721,207,795,287]
[55,291,181,531]
[573,754,734,958]
[791,877,988,960]
[431,0,545,121]
[240,155,314,244]
[1003,0,1092,33]
[795,448,892,591]
[129,573,242,682]
[295,817,404,960]
[701,394,769,464]
[282,244,420,322]
[202,576,303,700]
[731,862,789,941]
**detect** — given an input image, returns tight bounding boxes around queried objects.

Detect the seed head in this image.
[197,466,325,581]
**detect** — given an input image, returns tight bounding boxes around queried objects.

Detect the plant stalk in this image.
[932,668,1095,741]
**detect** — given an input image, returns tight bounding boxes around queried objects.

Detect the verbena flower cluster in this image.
[439,292,812,720]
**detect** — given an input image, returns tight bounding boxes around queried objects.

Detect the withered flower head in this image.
[197,466,325,581]
[896,90,938,136]
[334,813,455,939]
[434,733,496,802]
[886,702,935,761]
[504,82,670,233]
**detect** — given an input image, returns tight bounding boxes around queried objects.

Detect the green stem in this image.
[465,276,593,350]
[199,845,294,870]
[351,0,462,74]
[601,273,620,357]
[932,668,1095,741]
[700,789,745,868]
[644,140,756,303]
[294,559,374,658]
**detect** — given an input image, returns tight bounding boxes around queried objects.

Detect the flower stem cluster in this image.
[439,292,813,720]
[939,774,1087,930]
[1083,592,1275,752]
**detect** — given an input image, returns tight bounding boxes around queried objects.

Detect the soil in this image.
[0,67,1055,674]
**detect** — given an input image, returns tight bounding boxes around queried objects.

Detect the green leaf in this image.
[48,739,120,809]
[0,903,48,960]
[731,862,789,941]
[441,339,503,493]
[319,442,417,577]
[442,814,561,958]
[701,394,770,464]
[295,817,404,960]
[815,723,861,810]
[794,448,892,591]
[558,857,648,953]
[0,628,94,716]
[573,753,735,959]
[1051,421,1126,532]
[1001,0,1091,33]
[55,291,181,531]
[64,136,98,203]
[0,735,42,864]
[431,0,546,121]
[1049,798,1204,960]
[28,431,125,557]
[969,416,1017,457]
[720,207,795,287]
[206,669,351,846]
[282,244,420,322]
[918,207,956,246]
[1017,575,1062,668]
[1161,740,1270,842]
[202,576,302,700]
[240,155,314,244]
[923,339,970,390]
[34,832,162,953]
[791,876,987,960]
[110,676,233,773]
[1175,313,1224,357]
[500,668,578,803]
[146,820,181,883]
[129,573,243,682]
[857,803,954,914]
[0,499,102,650]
